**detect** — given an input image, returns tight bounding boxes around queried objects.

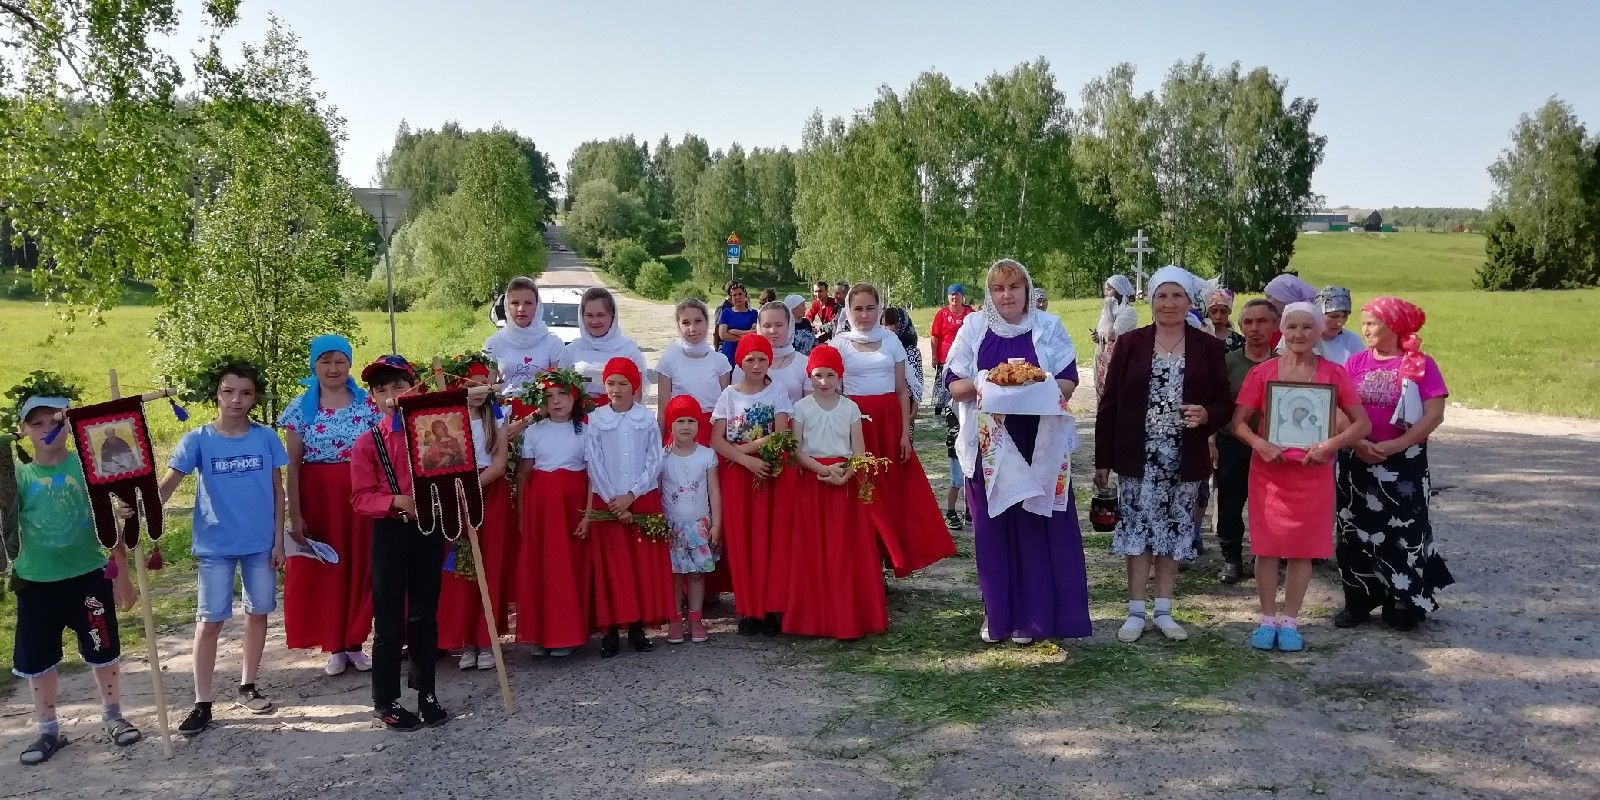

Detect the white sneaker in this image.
[457,649,478,671]
[475,650,495,670]
[345,650,372,672]
[1152,614,1189,641]
[323,652,348,676]
[978,618,1001,644]
[1010,636,1034,645]
[1116,616,1147,643]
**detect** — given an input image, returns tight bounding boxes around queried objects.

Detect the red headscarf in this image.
[734,333,773,367]
[601,357,641,391]
[805,344,845,378]
[663,394,702,426]
[1363,296,1428,383]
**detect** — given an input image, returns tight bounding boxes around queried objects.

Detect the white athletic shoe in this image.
[979,618,1001,644]
[1010,636,1034,645]
[457,649,478,671]
[345,650,372,672]
[1152,614,1189,641]
[1117,616,1147,643]
[476,650,495,671]
[323,652,348,676]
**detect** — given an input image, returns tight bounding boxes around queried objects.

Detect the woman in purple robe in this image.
[945,259,1092,644]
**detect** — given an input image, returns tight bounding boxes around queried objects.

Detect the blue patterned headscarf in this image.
[298,334,366,424]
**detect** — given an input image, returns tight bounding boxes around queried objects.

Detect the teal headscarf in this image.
[298,334,366,424]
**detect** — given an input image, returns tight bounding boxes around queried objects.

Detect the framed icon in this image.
[1264,381,1335,449]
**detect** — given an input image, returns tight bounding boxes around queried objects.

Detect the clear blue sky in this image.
[190,0,1600,208]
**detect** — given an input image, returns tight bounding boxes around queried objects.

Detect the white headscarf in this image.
[486,298,552,351]
[577,292,635,359]
[1280,302,1324,336]
[1105,274,1135,299]
[981,259,1040,338]
[1147,264,1201,304]
[838,292,892,345]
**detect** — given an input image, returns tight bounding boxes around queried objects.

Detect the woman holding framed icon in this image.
[1229,303,1370,652]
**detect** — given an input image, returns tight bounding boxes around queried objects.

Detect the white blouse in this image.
[484,331,565,396]
[792,395,861,459]
[655,347,732,411]
[522,418,586,471]
[660,444,717,523]
[583,404,662,499]
[469,417,495,469]
[734,353,810,406]
[711,382,794,444]
[560,338,648,398]
[838,335,908,396]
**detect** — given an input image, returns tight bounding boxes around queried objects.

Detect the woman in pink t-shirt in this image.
[1333,296,1455,632]
[1230,303,1370,652]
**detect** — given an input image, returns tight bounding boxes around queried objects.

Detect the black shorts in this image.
[11,567,122,678]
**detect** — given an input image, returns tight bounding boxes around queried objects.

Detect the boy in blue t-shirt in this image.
[156,359,288,736]
[5,380,142,766]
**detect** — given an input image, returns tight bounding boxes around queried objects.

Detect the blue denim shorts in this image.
[948,457,963,490]
[196,552,277,622]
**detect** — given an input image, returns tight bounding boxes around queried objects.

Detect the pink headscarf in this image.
[1207,288,1235,311]
[1363,296,1428,383]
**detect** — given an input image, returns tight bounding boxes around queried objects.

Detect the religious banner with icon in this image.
[398,388,483,541]
[66,396,162,548]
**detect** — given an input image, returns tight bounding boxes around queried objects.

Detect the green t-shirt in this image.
[1222,349,1272,440]
[14,453,107,583]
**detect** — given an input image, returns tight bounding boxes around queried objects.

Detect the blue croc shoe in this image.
[1249,623,1278,651]
[1276,626,1305,652]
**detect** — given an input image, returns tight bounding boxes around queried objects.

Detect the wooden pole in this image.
[110,370,173,757]
[430,359,514,713]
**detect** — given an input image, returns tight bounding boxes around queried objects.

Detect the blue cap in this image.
[947,284,965,295]
[18,395,69,423]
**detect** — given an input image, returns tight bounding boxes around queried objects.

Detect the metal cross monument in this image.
[1124,228,1154,295]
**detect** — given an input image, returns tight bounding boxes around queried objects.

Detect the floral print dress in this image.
[1111,352,1200,560]
[661,444,718,574]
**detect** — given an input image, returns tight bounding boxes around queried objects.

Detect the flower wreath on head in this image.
[512,366,591,424]
[434,350,498,391]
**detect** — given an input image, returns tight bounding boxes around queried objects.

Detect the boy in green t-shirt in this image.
[3,385,141,766]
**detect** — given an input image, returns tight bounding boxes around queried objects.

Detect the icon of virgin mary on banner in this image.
[398,388,484,541]
[66,396,163,548]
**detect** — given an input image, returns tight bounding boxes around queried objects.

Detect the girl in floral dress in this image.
[659,394,721,643]
[711,334,794,635]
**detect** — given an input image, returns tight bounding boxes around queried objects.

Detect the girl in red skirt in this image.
[712,334,795,636]
[277,334,384,675]
[654,298,731,446]
[835,283,956,577]
[581,358,675,658]
[512,367,591,657]
[784,346,888,640]
[436,368,514,670]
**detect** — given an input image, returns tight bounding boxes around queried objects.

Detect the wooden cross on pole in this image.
[1124,228,1154,295]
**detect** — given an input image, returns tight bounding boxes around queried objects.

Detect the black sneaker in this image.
[235,684,274,714]
[178,703,212,737]
[599,629,621,659]
[944,510,962,531]
[737,617,761,636]
[628,622,653,652]
[763,612,783,636]
[417,693,448,727]
[1332,607,1370,628]
[374,702,423,732]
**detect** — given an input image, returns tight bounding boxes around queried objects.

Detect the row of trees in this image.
[1477,98,1600,290]
[563,134,799,292]
[3,4,375,420]
[794,57,1325,304]
[374,124,557,309]
[1380,207,1488,231]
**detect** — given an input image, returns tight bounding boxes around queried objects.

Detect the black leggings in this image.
[370,517,444,707]
[1213,434,1251,563]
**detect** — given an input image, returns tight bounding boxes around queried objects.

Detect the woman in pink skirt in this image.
[1229,302,1369,652]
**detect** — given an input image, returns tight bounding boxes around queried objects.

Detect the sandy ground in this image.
[4,245,1599,798]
